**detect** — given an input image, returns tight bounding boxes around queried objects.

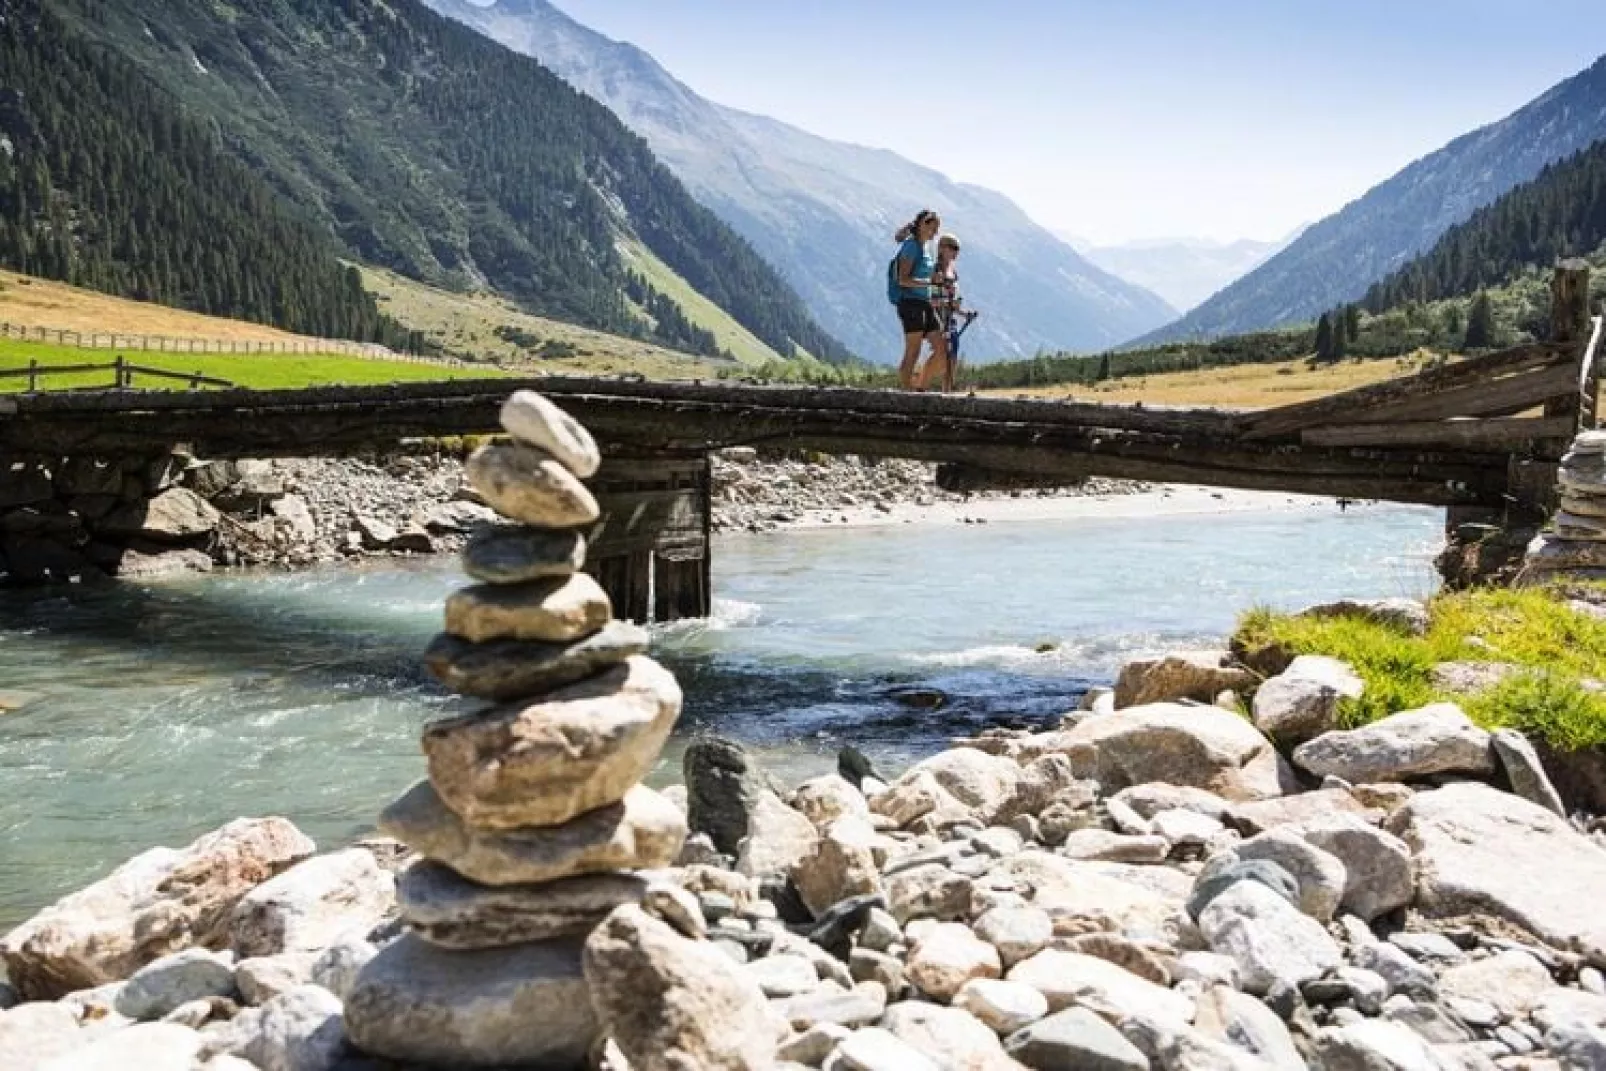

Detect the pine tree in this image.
[1314,313,1335,360]
[1343,304,1361,343]
[1464,291,1496,350]
[1095,353,1112,382]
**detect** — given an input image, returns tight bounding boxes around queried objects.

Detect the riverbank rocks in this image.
[1060,702,1294,801]
[0,817,314,1000]
[346,394,694,1066]
[1386,782,1606,962]
[1252,655,1365,744]
[1292,702,1495,783]
[1113,650,1256,707]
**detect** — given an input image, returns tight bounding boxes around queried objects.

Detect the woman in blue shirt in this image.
[892,209,947,389]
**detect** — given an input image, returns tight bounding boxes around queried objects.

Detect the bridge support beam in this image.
[586,453,711,624]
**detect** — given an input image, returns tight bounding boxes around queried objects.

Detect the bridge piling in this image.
[585,454,711,624]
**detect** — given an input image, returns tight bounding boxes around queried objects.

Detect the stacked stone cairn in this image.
[343,391,691,1068]
[1521,429,1606,583]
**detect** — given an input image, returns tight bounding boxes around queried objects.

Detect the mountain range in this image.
[41,0,846,363]
[1140,52,1606,344]
[425,0,1177,362]
[1065,232,1302,314]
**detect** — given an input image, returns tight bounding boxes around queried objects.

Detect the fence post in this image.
[114,355,126,389]
[1550,260,1595,431]
[27,359,37,393]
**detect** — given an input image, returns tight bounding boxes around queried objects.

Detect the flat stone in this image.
[137,488,221,542]
[1059,934,1172,986]
[879,1001,1014,1068]
[1058,702,1293,801]
[955,978,1049,1035]
[1112,783,1232,821]
[746,953,819,998]
[0,818,313,1000]
[778,1022,851,1065]
[444,572,612,645]
[773,985,887,1031]
[989,852,1183,935]
[1227,786,1376,834]
[499,391,601,478]
[1198,880,1343,995]
[1313,1019,1457,1071]
[227,848,394,958]
[114,948,235,1021]
[1290,812,1415,921]
[1113,650,1256,707]
[1060,829,1170,863]
[1431,661,1519,694]
[1149,807,1226,848]
[1004,1006,1148,1071]
[423,618,649,702]
[1439,950,1556,1020]
[397,862,645,949]
[1385,782,1606,962]
[1236,829,1348,921]
[833,1027,942,1071]
[1490,729,1566,817]
[461,524,586,585]
[345,933,596,1067]
[972,906,1053,969]
[906,922,1002,1002]
[424,655,682,830]
[380,780,685,886]
[884,864,972,925]
[465,443,599,528]
[1293,703,1495,783]
[1007,950,1194,1027]
[1252,655,1365,744]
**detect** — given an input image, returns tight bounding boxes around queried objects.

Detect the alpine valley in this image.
[425,0,1177,362]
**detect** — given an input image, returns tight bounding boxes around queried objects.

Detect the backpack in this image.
[886,252,903,305]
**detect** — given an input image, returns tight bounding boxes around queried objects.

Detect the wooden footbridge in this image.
[1,264,1599,618]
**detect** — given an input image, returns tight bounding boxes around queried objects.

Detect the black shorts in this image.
[897,298,941,336]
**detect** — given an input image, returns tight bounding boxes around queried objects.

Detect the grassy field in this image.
[362,266,733,380]
[1235,590,1606,752]
[0,337,505,392]
[983,353,1438,409]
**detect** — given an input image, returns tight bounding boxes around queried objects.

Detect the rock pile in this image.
[1522,430,1606,583]
[341,391,691,1067]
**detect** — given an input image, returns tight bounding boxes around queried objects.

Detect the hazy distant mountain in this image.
[1067,232,1302,313]
[426,0,1176,361]
[1137,53,1606,344]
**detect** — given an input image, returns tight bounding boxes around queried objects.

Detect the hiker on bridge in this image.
[891,209,950,390]
[916,232,977,393]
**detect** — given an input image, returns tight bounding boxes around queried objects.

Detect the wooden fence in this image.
[0,356,235,392]
[0,321,396,359]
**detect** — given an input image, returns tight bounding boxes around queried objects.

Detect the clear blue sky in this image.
[551,0,1604,245]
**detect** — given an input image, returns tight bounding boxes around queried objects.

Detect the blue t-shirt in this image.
[896,237,935,302]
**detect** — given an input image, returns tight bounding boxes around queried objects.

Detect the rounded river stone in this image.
[424,655,683,829]
[424,619,648,702]
[398,863,647,949]
[444,573,612,644]
[465,443,598,529]
[462,525,586,585]
[500,391,601,479]
[379,781,687,886]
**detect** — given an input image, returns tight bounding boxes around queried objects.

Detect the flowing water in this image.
[0,501,1440,927]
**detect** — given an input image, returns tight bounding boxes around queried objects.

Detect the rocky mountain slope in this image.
[425,0,1176,362]
[46,0,847,364]
[1138,53,1606,344]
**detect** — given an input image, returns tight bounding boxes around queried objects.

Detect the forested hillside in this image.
[1365,138,1606,313]
[45,0,848,363]
[0,0,406,345]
